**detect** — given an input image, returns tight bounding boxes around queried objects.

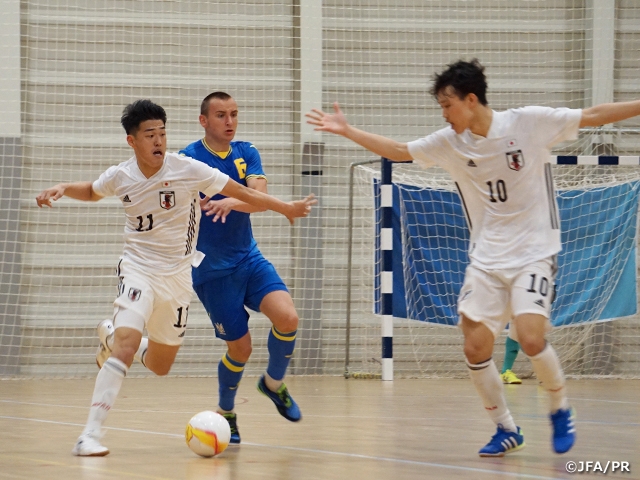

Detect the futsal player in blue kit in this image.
[181,92,315,443]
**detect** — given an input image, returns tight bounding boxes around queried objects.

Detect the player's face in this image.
[436,87,474,134]
[127,119,166,176]
[200,98,239,147]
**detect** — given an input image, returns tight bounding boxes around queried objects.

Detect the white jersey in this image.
[407,106,582,270]
[92,152,230,275]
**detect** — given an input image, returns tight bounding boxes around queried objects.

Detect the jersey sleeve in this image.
[193,160,230,197]
[524,106,582,148]
[91,165,119,197]
[243,143,267,179]
[407,129,450,169]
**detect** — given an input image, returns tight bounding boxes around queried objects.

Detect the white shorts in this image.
[457,257,557,340]
[112,258,193,346]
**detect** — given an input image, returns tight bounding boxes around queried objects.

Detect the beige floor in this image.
[0,376,638,480]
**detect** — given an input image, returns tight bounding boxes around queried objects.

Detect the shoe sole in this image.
[72,449,110,457]
[479,442,526,457]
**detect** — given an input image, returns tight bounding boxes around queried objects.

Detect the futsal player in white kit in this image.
[306,59,640,457]
[35,99,316,456]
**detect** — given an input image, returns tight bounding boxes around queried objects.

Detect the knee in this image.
[228,342,252,363]
[464,340,489,365]
[273,310,299,333]
[518,336,545,357]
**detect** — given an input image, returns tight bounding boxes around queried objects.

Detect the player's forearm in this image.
[221,181,292,218]
[223,197,267,214]
[581,100,640,127]
[59,182,101,201]
[342,125,412,161]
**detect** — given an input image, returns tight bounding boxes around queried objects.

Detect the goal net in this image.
[347,158,640,378]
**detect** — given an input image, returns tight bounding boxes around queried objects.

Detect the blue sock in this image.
[266,326,296,381]
[502,336,520,373]
[218,353,245,412]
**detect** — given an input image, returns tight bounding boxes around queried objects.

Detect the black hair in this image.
[430,59,488,106]
[120,99,167,135]
[200,91,233,116]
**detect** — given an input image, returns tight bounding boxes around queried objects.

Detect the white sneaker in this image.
[95,319,114,369]
[72,432,109,456]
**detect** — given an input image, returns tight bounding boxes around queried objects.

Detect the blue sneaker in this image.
[550,407,576,454]
[478,425,525,457]
[257,375,302,422]
[220,412,241,444]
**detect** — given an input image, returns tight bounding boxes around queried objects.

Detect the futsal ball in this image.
[185,410,231,457]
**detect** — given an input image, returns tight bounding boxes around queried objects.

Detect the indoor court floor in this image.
[1,376,638,479]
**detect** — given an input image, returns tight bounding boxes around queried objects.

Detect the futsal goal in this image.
[345,155,640,379]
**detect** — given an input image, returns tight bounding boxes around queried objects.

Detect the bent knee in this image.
[464,342,492,364]
[273,311,299,333]
[518,337,546,356]
[228,342,252,363]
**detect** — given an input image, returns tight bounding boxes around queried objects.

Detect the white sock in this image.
[527,344,569,413]
[135,337,149,367]
[467,358,517,432]
[82,357,127,436]
[264,372,283,392]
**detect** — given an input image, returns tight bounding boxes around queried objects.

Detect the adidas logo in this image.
[123,195,131,203]
[534,299,545,307]
[467,159,477,167]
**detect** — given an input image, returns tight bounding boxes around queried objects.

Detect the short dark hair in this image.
[200,91,233,116]
[430,59,488,106]
[120,99,167,135]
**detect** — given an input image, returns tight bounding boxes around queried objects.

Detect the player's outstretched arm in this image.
[305,102,412,162]
[36,181,104,208]
[216,179,317,225]
[580,99,640,128]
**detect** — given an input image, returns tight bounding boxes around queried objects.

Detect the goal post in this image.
[345,155,640,379]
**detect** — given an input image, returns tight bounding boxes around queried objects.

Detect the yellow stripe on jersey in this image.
[271,326,297,341]
[221,353,245,372]
[202,139,232,159]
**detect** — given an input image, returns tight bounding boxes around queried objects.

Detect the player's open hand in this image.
[305,102,348,135]
[36,185,66,208]
[286,193,317,225]
[201,197,234,223]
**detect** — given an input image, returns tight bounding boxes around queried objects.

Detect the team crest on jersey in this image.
[160,191,175,210]
[128,288,142,302]
[506,150,525,171]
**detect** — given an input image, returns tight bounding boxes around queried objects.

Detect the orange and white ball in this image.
[185,411,231,457]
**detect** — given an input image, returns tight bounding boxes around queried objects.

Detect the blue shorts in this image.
[193,254,287,341]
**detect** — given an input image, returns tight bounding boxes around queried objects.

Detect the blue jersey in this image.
[180,139,267,285]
